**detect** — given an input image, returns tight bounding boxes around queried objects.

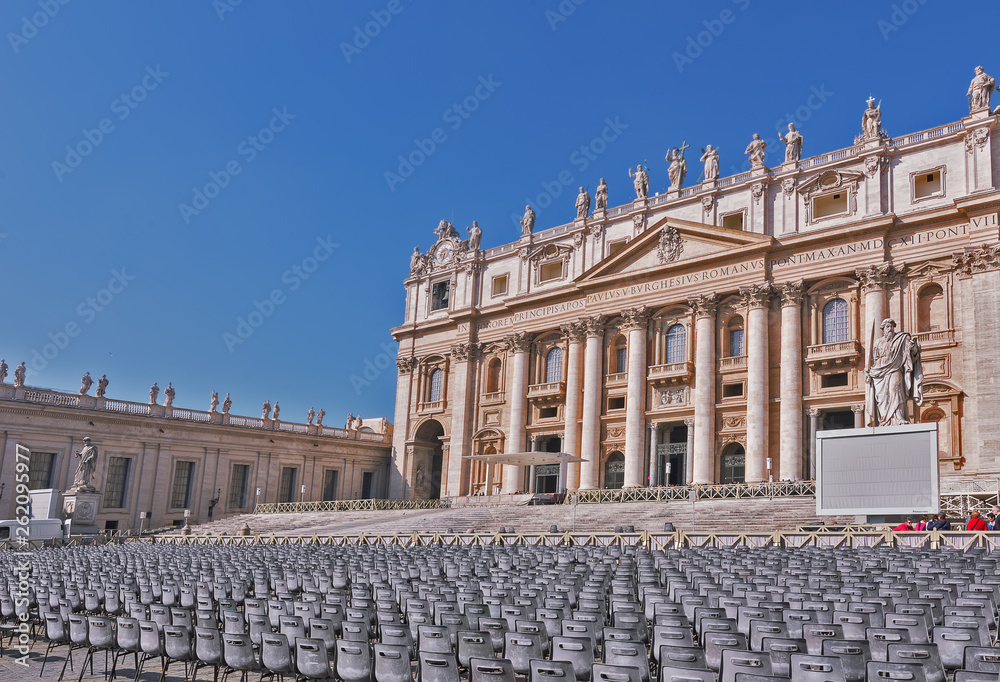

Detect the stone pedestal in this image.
[29,489,61,519]
[79,395,97,409]
[63,489,102,535]
[209,412,223,424]
[151,405,165,418]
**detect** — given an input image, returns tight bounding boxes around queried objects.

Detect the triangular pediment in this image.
[577,216,771,283]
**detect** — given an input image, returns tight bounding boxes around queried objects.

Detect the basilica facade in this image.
[390,73,1000,500]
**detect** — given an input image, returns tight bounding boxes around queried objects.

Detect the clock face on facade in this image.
[436,243,454,264]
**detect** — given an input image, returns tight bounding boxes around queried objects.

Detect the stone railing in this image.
[0,384,391,444]
[914,329,956,346]
[527,381,565,399]
[253,498,447,514]
[719,355,747,370]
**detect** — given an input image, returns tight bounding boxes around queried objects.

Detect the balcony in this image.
[527,381,565,404]
[418,400,445,415]
[805,340,863,371]
[720,355,747,372]
[648,362,694,387]
[480,391,506,406]
[604,372,628,389]
[914,329,956,348]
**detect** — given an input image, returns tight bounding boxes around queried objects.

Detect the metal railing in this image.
[570,480,816,504]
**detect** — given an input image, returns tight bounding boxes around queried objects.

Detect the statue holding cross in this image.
[666,141,690,191]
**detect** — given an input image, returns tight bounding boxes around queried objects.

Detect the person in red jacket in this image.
[967,510,988,531]
[893,518,914,531]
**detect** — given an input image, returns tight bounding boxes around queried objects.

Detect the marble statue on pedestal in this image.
[222,393,231,414]
[700,146,719,182]
[72,437,99,490]
[149,382,160,405]
[866,318,923,426]
[595,178,608,210]
[575,187,591,219]
[210,391,219,413]
[14,362,25,387]
[80,372,93,395]
[968,66,995,112]
[862,97,882,139]
[521,206,535,236]
[745,133,767,168]
[409,247,425,276]
[628,164,649,199]
[778,123,803,163]
[317,408,325,426]
[307,406,315,425]
[467,222,482,250]
[96,374,109,398]
[273,402,280,420]
[164,383,174,407]
[0,359,7,384]
[262,400,271,419]
[666,142,689,190]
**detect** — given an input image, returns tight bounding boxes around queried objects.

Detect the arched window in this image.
[613,337,628,373]
[726,316,745,357]
[486,358,502,393]
[917,284,946,333]
[665,324,687,364]
[822,298,849,343]
[545,347,563,384]
[604,452,625,489]
[428,369,443,402]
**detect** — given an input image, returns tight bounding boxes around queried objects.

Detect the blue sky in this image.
[0,0,994,425]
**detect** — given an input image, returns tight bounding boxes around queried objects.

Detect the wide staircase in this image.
[186,496,855,537]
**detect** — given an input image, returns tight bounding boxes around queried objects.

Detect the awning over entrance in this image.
[466,452,586,496]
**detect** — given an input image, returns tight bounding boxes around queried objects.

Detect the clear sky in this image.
[0,0,995,426]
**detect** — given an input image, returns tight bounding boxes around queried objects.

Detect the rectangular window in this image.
[608,396,626,411]
[607,240,628,257]
[323,470,339,501]
[28,452,55,490]
[539,261,563,283]
[104,520,119,531]
[615,347,627,374]
[913,169,943,200]
[170,461,196,509]
[813,192,848,219]
[722,383,744,398]
[361,472,373,499]
[278,467,298,503]
[722,212,744,230]
[729,329,745,357]
[431,281,450,311]
[491,275,508,297]
[103,457,131,508]
[228,464,249,509]
[821,373,849,388]
[538,406,558,419]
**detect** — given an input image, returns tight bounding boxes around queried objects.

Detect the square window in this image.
[431,281,450,311]
[539,261,563,283]
[813,192,848,219]
[722,212,744,230]
[491,275,508,297]
[913,169,943,200]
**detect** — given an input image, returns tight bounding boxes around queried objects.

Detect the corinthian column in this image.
[560,322,587,490]
[740,284,772,483]
[621,306,651,488]
[446,342,478,497]
[503,332,532,493]
[689,294,718,484]
[776,282,803,481]
[579,315,607,489]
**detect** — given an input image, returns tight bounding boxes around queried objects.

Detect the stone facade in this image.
[0,383,391,530]
[391,86,1000,500]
